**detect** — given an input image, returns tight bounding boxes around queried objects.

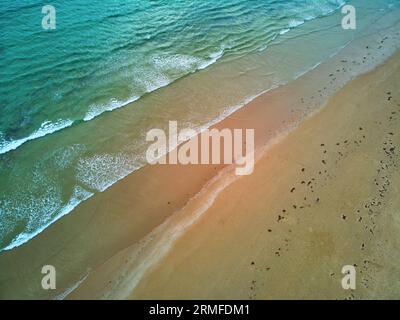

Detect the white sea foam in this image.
[0,119,74,155]
[84,51,225,122]
[288,19,305,28]
[139,72,171,93]
[199,47,225,70]
[1,186,93,252]
[84,96,140,122]
[76,153,144,192]
[279,28,290,35]
[152,54,203,71]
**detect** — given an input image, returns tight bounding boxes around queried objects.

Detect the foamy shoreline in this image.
[1,16,400,299]
[3,12,400,254]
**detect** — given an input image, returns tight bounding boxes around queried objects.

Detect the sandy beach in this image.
[1,26,399,299]
[66,49,400,299]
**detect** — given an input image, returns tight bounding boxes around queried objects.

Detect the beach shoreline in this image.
[1,29,400,299]
[71,48,400,300]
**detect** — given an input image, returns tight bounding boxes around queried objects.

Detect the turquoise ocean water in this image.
[0,0,399,251]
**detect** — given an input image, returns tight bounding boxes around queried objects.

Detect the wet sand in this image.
[70,51,400,299]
